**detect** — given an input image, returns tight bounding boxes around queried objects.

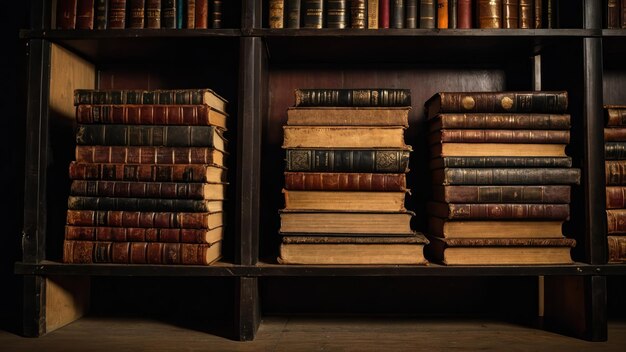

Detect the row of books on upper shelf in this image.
[604,104,626,263]
[268,0,557,29]
[56,0,225,30]
[606,0,626,29]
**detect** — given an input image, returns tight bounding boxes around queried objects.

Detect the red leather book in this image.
[145,0,162,28]
[76,0,95,29]
[68,161,226,182]
[457,0,472,28]
[195,0,209,28]
[284,172,406,191]
[128,0,146,29]
[75,145,227,165]
[606,186,626,208]
[608,236,626,263]
[607,209,626,234]
[57,0,78,29]
[65,225,223,243]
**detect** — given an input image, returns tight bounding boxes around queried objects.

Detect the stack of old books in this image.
[278,88,429,264]
[604,104,626,263]
[424,91,580,265]
[63,88,229,265]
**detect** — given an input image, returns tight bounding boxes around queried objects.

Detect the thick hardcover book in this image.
[392,0,405,28]
[195,0,208,28]
[327,0,348,28]
[518,0,532,28]
[606,187,626,208]
[286,0,301,28]
[425,91,569,118]
[279,210,415,235]
[605,142,626,159]
[70,180,226,200]
[605,128,626,141]
[607,209,626,234]
[430,156,573,169]
[368,0,379,28]
[405,0,417,28]
[420,0,436,28]
[427,202,570,220]
[605,105,626,126]
[76,104,228,129]
[278,235,428,265]
[428,129,570,144]
[476,0,501,28]
[503,0,519,29]
[185,0,196,28]
[65,225,223,243]
[211,0,222,28]
[75,125,227,151]
[108,0,127,29]
[437,0,448,28]
[75,146,226,165]
[430,143,567,158]
[608,236,626,263]
[285,149,410,173]
[534,0,542,28]
[176,0,184,28]
[457,0,471,28]
[63,240,221,265]
[283,190,407,212]
[282,126,409,149]
[303,0,324,28]
[432,185,571,203]
[145,0,162,28]
[294,88,411,107]
[76,0,95,29]
[429,113,571,131]
[128,0,146,28]
[74,89,228,113]
[68,162,226,182]
[57,0,78,29]
[94,0,108,29]
[432,168,581,185]
[428,218,564,238]
[269,0,285,28]
[426,236,575,265]
[162,0,177,28]
[67,196,224,212]
[351,0,367,28]
[380,0,390,28]
[606,161,626,185]
[284,172,407,191]
[287,106,410,126]
[67,209,223,229]
[448,0,457,28]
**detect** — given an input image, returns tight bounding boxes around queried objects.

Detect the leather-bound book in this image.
[76,0,95,29]
[606,186,626,208]
[518,0,532,28]
[368,0,379,28]
[279,210,415,235]
[534,0,542,28]
[286,0,301,28]
[607,236,626,263]
[427,202,570,220]
[429,129,570,144]
[406,0,417,28]
[146,0,162,28]
[128,0,146,28]
[392,0,405,28]
[380,0,390,28]
[65,225,223,243]
[607,209,626,234]
[605,142,626,160]
[285,149,410,173]
[430,156,573,169]
[437,0,448,28]
[432,167,581,185]
[327,0,348,29]
[605,105,626,126]
[57,0,78,29]
[282,126,409,149]
[428,218,565,238]
[351,0,367,29]
[284,172,407,191]
[210,0,222,28]
[287,106,410,126]
[269,0,285,28]
[74,145,226,165]
[429,113,571,131]
[94,0,108,29]
[448,0,457,28]
[605,127,626,142]
[420,0,436,28]
[185,0,196,28]
[503,0,519,29]
[303,0,324,28]
[108,0,127,29]
[283,190,407,212]
[67,196,225,212]
[457,0,471,28]
[70,180,226,200]
[68,162,226,182]
[162,0,177,28]
[195,0,208,28]
[432,185,572,203]
[294,88,411,106]
[66,210,223,229]
[606,160,626,185]
[476,0,501,28]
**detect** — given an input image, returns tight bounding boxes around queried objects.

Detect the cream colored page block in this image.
[50,43,96,121]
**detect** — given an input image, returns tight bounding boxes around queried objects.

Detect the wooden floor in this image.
[1,317,626,352]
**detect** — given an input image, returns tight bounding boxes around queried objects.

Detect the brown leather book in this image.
[605,105,626,126]
[75,146,227,165]
[211,0,222,28]
[283,189,407,212]
[66,210,223,229]
[606,161,626,185]
[57,0,78,29]
[282,126,410,149]
[70,180,226,200]
[431,168,581,185]
[428,218,564,238]
[534,0,542,28]
[430,156,572,169]
[269,0,285,28]
[287,107,410,126]
[607,209,626,234]
[284,172,407,191]
[518,0,532,28]
[279,210,415,235]
[427,202,570,220]
[429,113,571,131]
[457,0,472,28]
[605,128,626,141]
[606,187,626,208]
[68,162,226,182]
[63,240,222,265]
[128,0,145,28]
[195,0,209,28]
[145,0,162,28]
[437,0,448,28]
[432,185,571,203]
[285,149,410,173]
[502,0,519,29]
[476,0,501,28]
[186,0,196,28]
[607,236,626,263]
[108,0,127,29]
[76,0,95,29]
[303,0,324,28]
[76,104,228,129]
[351,0,367,28]
[429,129,570,144]
[67,195,224,212]
[65,225,223,243]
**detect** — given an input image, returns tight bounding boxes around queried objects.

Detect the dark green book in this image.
[429,156,573,169]
[285,149,410,172]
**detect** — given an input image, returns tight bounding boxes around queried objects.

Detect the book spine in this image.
[432,129,570,144]
[622,0,626,28]
[477,0,501,28]
[76,104,216,125]
[605,142,626,159]
[185,0,196,28]
[94,0,108,29]
[285,149,410,172]
[436,168,581,185]
[438,203,570,220]
[605,128,626,141]
[534,0,542,28]
[269,0,285,28]
[438,91,568,114]
[351,0,367,28]
[66,210,213,228]
[437,185,571,203]
[57,0,78,29]
[65,226,214,242]
[502,0,519,29]
[76,0,95,29]
[405,0,417,28]
[70,180,210,199]
[380,0,390,28]
[518,0,531,28]
[432,113,571,130]
[457,0,471,28]
[75,146,222,164]
[448,0,457,28]
[294,89,411,106]
[286,0,301,28]
[146,0,162,28]
[437,0,448,28]
[607,209,626,234]
[67,196,213,212]
[128,0,146,28]
[606,161,626,185]
[162,0,177,28]
[177,0,184,28]
[432,156,573,168]
[68,162,220,182]
[303,0,324,28]
[108,0,127,29]
[392,0,405,28]
[284,172,407,191]
[543,0,554,28]
[327,0,348,28]
[606,108,626,126]
[440,237,576,247]
[75,125,220,148]
[608,236,626,263]
[195,0,208,28]
[211,0,222,28]
[606,187,626,208]
[368,0,379,28]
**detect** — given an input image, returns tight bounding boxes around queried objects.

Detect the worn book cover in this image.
[431,185,571,203]
[285,149,410,173]
[66,209,224,229]
[427,202,570,220]
[428,218,564,238]
[428,113,571,131]
[294,88,411,107]
[286,106,410,126]
[68,162,226,183]
[70,180,227,200]
[431,168,581,185]
[67,196,225,212]
[430,142,567,158]
[429,156,572,169]
[608,236,626,263]
[74,146,227,165]
[283,126,409,149]
[283,189,407,212]
[279,210,415,235]
[429,129,570,144]
[284,172,407,191]
[65,225,223,243]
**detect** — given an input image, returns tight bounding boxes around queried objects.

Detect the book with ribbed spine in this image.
[70,180,227,200]
[432,168,581,185]
[392,0,405,28]
[606,161,626,185]
[128,0,145,28]
[67,196,224,212]
[405,0,417,28]
[608,236,626,263]
[534,0,542,28]
[285,149,410,173]
[327,0,348,28]
[447,0,457,28]
[428,218,565,238]
[607,209,626,234]
[185,0,196,28]
[429,113,571,131]
[211,0,222,28]
[145,0,162,28]
[432,185,571,203]
[427,202,570,220]
[284,172,406,191]
[303,0,324,28]
[75,146,226,165]
[76,0,95,29]
[66,209,223,229]
[605,128,626,141]
[606,187,626,208]
[476,0,501,28]
[286,0,301,28]
[428,129,570,144]
[94,0,108,29]
[65,225,223,243]
[108,0,127,29]
[351,0,367,28]
[162,0,176,28]
[294,88,411,107]
[605,105,626,126]
[269,0,285,28]
[430,156,572,169]
[195,0,208,28]
[57,0,78,29]
[605,142,626,159]
[68,162,226,182]
[503,0,519,29]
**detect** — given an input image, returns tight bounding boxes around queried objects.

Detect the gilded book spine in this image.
[457,0,471,28]
[392,0,405,28]
[128,0,146,28]
[76,0,95,29]
[608,236,626,263]
[186,0,196,28]
[607,209,626,234]
[606,108,626,126]
[108,0,127,29]
[76,104,219,125]
[431,156,573,168]
[286,0,301,28]
[477,0,501,28]
[285,149,410,172]
[70,180,217,199]
[437,0,448,28]
[420,0,436,28]
[430,113,571,130]
[162,0,177,28]
[65,226,217,242]
[269,0,285,28]
[518,0,532,28]
[351,0,367,29]
[430,129,570,144]
[543,0,554,28]
[303,0,324,28]
[75,146,223,164]
[448,0,457,28]
[606,161,626,185]
[434,168,581,185]
[503,0,519,29]
[622,0,626,28]
[284,172,407,191]
[67,196,219,212]
[430,91,568,114]
[327,0,348,28]
[294,89,411,106]
[605,142,626,159]
[75,125,224,148]
[74,89,221,105]
[68,162,224,182]
[431,203,570,220]
[405,0,417,28]
[145,0,162,28]
[211,0,222,28]
[94,0,108,29]
[368,0,379,28]
[66,210,215,228]
[606,187,626,209]
[433,185,572,203]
